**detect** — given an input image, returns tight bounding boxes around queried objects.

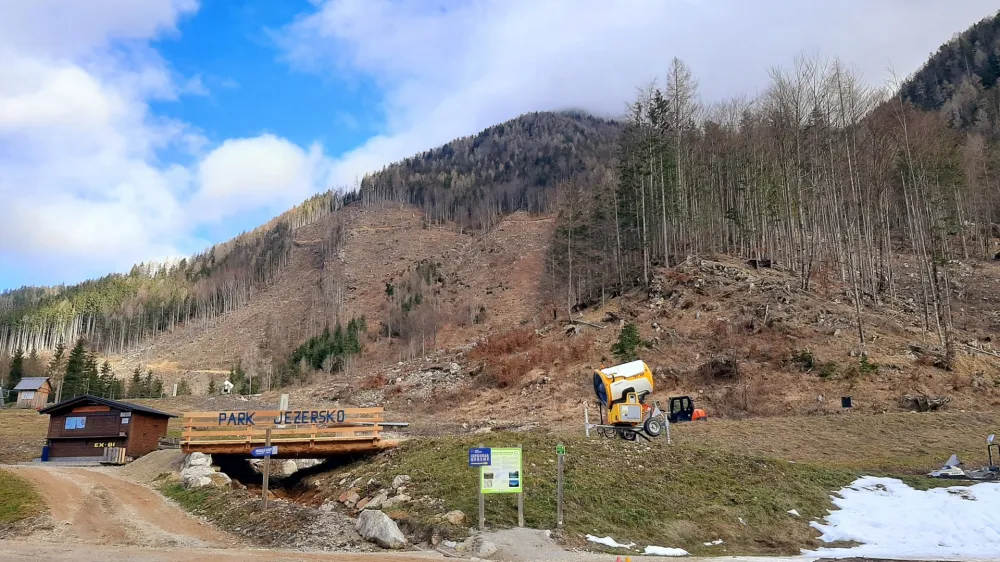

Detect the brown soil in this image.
[9,465,233,548]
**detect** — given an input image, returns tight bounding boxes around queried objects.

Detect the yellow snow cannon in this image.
[592,360,663,440]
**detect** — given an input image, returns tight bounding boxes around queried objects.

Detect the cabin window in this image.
[20,391,35,400]
[64,416,87,430]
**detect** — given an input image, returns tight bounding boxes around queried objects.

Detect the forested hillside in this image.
[901,10,1000,134]
[2,15,1000,388]
[551,54,1000,367]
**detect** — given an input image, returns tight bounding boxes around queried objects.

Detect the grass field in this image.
[0,409,49,464]
[0,469,44,529]
[308,411,998,556]
[313,432,856,556]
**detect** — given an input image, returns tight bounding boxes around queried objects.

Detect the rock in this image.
[184,452,212,468]
[296,459,322,470]
[181,465,230,489]
[381,494,411,509]
[478,540,498,558]
[364,492,388,510]
[338,488,358,503]
[391,475,411,490]
[443,510,466,526]
[281,460,298,476]
[355,510,407,549]
[356,497,371,510]
[443,540,458,548]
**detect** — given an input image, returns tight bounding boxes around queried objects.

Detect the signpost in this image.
[261,428,273,510]
[251,445,278,457]
[468,447,492,467]
[472,445,524,530]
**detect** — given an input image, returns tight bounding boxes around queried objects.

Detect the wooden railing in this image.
[182,408,384,446]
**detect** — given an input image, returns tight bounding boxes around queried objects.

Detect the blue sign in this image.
[469,447,492,467]
[251,445,278,457]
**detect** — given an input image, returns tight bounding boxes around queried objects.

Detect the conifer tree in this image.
[62,339,88,399]
[8,348,25,388]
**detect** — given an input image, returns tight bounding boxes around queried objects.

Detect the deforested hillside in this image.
[0,111,618,360]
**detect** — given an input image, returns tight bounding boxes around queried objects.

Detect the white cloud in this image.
[0,0,331,287]
[278,0,999,186]
[194,135,332,221]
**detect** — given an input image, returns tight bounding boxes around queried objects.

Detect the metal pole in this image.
[556,449,564,528]
[478,442,485,531]
[517,444,524,527]
[584,405,590,437]
[262,428,272,510]
[665,416,671,445]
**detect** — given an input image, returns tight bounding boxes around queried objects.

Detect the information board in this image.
[479,447,522,494]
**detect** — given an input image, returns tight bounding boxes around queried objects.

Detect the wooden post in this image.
[262,428,272,510]
[556,446,564,528]
[478,442,485,531]
[517,444,524,527]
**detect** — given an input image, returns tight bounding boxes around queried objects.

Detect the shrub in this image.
[790,349,815,372]
[818,362,837,379]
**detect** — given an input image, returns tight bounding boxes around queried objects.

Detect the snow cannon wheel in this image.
[618,428,638,441]
[643,417,663,437]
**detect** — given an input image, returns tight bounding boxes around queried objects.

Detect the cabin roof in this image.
[13,377,50,391]
[38,394,177,418]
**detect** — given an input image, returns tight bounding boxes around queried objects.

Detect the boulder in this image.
[355,510,407,549]
[184,452,212,468]
[443,510,466,526]
[281,460,298,476]
[181,465,231,489]
[391,474,411,490]
[296,459,322,470]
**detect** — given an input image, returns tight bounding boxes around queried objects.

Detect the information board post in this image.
[516,444,524,527]
[262,428,272,510]
[477,443,485,531]
[556,443,565,528]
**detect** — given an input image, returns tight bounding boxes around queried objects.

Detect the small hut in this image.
[39,395,176,460]
[13,377,52,409]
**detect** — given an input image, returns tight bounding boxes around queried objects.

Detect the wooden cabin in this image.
[13,377,52,409]
[38,395,176,460]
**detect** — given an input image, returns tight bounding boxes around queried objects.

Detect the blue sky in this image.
[0,0,996,291]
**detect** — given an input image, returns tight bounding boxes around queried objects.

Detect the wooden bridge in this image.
[181,407,397,458]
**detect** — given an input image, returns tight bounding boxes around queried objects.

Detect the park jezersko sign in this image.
[217,409,348,426]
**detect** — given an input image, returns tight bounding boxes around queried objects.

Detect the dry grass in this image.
[470,328,592,388]
[674,410,997,477]
[0,409,48,464]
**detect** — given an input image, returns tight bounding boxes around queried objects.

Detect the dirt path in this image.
[10,465,232,548]
[0,542,442,562]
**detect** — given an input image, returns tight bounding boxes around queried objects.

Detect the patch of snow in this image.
[703,539,723,546]
[804,476,1000,559]
[585,534,635,549]
[644,545,689,556]
[788,509,800,516]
